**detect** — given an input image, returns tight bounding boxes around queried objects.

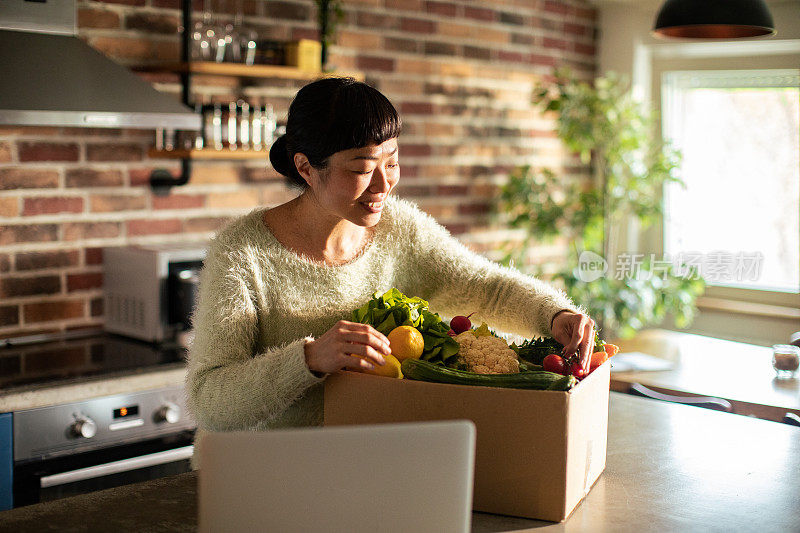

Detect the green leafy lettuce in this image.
[351,288,460,365]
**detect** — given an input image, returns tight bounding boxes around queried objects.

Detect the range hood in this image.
[0,0,200,130]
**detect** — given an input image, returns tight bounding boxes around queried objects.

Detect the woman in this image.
[186,77,595,455]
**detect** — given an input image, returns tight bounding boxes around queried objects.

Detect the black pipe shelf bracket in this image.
[150,158,192,197]
[149,0,194,195]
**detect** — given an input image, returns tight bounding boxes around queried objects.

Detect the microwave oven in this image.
[104,244,207,343]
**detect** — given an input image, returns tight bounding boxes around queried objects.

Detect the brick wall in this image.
[0,0,597,338]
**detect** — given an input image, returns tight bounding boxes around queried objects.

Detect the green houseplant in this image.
[316,0,344,70]
[495,68,706,339]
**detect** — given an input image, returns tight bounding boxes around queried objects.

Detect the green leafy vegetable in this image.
[351,288,460,365]
[512,331,605,365]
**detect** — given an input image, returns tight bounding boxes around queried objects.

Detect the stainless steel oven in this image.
[9,386,194,508]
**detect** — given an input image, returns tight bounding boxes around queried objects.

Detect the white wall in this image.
[592,0,800,345]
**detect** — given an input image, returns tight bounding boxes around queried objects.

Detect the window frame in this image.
[633,40,800,340]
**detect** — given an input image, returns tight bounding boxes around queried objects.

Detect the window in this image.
[661,69,800,293]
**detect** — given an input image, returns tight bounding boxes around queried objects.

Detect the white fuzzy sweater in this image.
[185,195,579,463]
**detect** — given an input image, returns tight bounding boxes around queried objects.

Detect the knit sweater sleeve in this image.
[396,200,584,338]
[185,240,324,432]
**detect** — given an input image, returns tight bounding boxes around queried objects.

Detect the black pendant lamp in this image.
[653,0,776,39]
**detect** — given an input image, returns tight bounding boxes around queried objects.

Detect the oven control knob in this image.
[156,403,180,424]
[71,417,97,439]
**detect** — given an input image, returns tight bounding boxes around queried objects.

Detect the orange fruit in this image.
[387,326,425,361]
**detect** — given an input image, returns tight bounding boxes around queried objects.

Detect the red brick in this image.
[77,7,120,29]
[23,300,85,323]
[291,28,320,41]
[67,273,104,292]
[0,224,59,245]
[0,169,59,190]
[499,50,525,63]
[544,1,569,15]
[0,275,61,298]
[0,254,9,273]
[401,18,437,34]
[575,43,597,56]
[543,37,569,50]
[423,41,458,56]
[66,169,125,188]
[267,1,311,19]
[464,46,491,61]
[564,22,590,36]
[152,194,205,210]
[384,37,419,53]
[16,250,80,271]
[529,54,556,67]
[0,197,18,217]
[356,56,396,72]
[0,306,18,327]
[125,12,179,34]
[18,142,79,162]
[575,6,597,20]
[22,197,84,216]
[425,1,457,16]
[400,144,432,157]
[63,222,121,241]
[126,219,182,236]
[0,141,11,163]
[86,143,143,162]
[85,248,104,265]
[401,102,434,115]
[458,202,490,215]
[90,194,147,212]
[464,7,495,21]
[436,185,469,196]
[357,12,400,30]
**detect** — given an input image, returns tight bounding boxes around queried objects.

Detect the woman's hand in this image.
[550,310,596,374]
[304,320,392,375]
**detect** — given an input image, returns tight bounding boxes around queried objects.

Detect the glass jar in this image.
[772,344,800,378]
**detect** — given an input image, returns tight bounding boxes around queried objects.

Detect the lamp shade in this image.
[653,0,776,39]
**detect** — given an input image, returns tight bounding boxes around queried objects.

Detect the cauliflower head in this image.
[454,331,520,374]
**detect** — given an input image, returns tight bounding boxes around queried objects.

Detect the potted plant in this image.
[495,68,706,339]
[316,0,344,70]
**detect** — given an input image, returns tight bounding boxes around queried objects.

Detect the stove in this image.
[0,329,195,510]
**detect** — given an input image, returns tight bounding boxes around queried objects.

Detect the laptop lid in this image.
[198,420,476,533]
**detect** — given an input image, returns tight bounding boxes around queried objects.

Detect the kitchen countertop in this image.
[2,392,799,532]
[0,365,187,412]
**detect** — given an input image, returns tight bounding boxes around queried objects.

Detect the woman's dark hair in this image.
[269,77,402,188]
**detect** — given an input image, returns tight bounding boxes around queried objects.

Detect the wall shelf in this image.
[148,148,270,160]
[137,62,364,81]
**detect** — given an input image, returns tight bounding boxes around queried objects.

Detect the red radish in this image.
[450,312,475,334]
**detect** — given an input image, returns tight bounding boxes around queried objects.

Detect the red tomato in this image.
[571,362,586,379]
[590,351,609,371]
[543,354,566,375]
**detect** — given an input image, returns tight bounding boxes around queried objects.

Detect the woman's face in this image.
[300,138,400,227]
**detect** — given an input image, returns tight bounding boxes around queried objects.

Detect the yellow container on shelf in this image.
[285,39,322,73]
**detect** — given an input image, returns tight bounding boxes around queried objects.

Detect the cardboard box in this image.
[285,39,322,73]
[324,361,610,522]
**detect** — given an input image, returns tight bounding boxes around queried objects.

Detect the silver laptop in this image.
[198,420,476,533]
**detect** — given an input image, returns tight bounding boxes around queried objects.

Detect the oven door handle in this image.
[39,445,194,489]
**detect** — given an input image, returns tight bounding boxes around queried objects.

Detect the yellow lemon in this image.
[362,353,403,378]
[387,325,425,362]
